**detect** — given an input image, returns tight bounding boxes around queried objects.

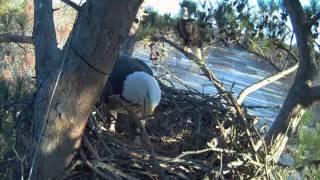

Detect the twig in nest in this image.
[80,150,120,180]
[170,146,239,163]
[90,120,112,155]
[83,135,101,160]
[90,160,139,180]
[12,146,26,180]
[58,160,82,179]
[156,64,200,93]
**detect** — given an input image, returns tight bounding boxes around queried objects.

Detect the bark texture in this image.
[61,0,80,11]
[267,0,318,161]
[26,0,143,179]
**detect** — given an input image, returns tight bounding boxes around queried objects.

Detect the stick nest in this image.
[62,82,273,180]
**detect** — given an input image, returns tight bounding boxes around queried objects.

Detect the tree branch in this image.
[61,0,80,11]
[0,34,33,44]
[267,0,316,162]
[150,36,227,95]
[151,35,259,155]
[309,86,320,101]
[306,11,320,28]
[237,63,299,105]
[274,40,299,63]
[33,0,60,84]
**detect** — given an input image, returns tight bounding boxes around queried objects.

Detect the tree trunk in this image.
[267,0,318,161]
[17,0,143,179]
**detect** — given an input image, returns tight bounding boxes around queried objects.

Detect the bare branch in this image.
[314,39,320,50]
[150,36,225,94]
[61,0,80,11]
[0,34,33,44]
[237,63,298,105]
[0,96,33,110]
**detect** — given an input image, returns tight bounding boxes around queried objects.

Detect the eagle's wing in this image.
[190,24,203,48]
[178,21,188,41]
[178,19,203,48]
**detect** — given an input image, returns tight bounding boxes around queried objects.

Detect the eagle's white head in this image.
[122,71,161,117]
[181,7,189,20]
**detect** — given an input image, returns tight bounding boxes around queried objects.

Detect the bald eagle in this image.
[177,7,203,59]
[101,55,161,118]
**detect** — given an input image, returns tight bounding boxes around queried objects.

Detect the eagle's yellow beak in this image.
[143,104,156,117]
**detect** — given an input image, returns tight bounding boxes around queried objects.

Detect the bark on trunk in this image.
[267,0,318,161]
[22,0,143,179]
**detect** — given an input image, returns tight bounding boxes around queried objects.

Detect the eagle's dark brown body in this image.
[177,19,203,48]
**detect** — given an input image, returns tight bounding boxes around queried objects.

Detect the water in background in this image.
[132,44,294,125]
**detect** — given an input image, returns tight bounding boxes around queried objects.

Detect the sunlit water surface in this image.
[132,44,294,126]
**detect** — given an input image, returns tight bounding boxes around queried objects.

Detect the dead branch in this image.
[156,64,200,93]
[80,151,119,179]
[246,105,281,109]
[0,34,33,44]
[237,63,298,105]
[12,146,26,180]
[83,135,101,160]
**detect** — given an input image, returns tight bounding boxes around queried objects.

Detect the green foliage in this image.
[213,1,236,30]
[136,8,178,40]
[0,0,27,33]
[304,0,320,40]
[256,0,288,40]
[0,76,34,162]
[15,11,28,33]
[287,110,320,178]
[247,37,273,56]
[301,111,312,124]
[294,112,320,164]
[0,78,13,160]
[304,0,320,16]
[0,0,9,16]
[136,24,157,41]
